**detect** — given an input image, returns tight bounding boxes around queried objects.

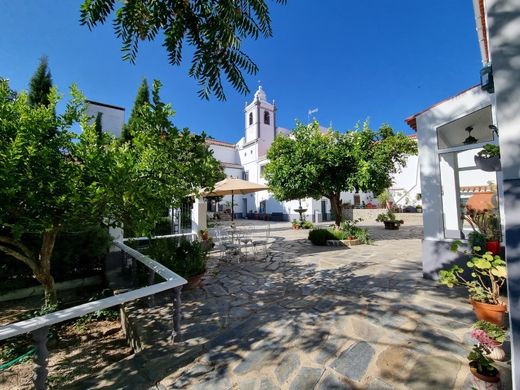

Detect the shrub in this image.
[142,237,208,278]
[339,219,371,244]
[308,229,336,246]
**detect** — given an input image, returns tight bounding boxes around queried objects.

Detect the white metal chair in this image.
[214,228,241,262]
[252,223,271,259]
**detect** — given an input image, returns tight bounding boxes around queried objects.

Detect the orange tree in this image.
[264,121,417,228]
[0,78,222,307]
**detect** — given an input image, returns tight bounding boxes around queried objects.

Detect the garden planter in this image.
[470,364,500,389]
[486,241,500,256]
[184,271,206,290]
[383,221,401,230]
[475,155,501,172]
[470,299,507,326]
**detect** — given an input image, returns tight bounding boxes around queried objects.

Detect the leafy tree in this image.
[265,121,417,227]
[94,111,103,140]
[28,56,53,107]
[121,78,150,143]
[79,0,286,100]
[0,78,223,307]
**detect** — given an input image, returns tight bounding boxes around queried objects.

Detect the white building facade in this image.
[207,86,417,222]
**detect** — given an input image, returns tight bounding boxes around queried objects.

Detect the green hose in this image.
[0,346,36,370]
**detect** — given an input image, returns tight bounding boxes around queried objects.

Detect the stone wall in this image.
[343,208,423,225]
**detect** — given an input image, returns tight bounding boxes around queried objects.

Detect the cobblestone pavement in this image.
[75,221,512,389]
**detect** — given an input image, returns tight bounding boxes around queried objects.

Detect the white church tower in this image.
[244,86,276,157]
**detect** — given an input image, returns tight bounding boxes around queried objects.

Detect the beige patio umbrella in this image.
[202,177,268,221]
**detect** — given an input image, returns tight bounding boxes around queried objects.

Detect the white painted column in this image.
[191,198,207,238]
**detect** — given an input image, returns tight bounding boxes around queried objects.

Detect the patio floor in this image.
[71,221,512,389]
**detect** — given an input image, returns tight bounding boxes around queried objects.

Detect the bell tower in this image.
[244,85,276,147]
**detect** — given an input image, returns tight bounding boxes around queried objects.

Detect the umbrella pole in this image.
[231,192,234,221]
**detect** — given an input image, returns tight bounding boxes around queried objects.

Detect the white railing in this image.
[0,240,187,390]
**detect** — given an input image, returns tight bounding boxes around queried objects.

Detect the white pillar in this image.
[191,198,207,238]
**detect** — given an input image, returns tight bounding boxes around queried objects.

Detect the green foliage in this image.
[377,189,391,206]
[28,56,53,107]
[339,218,371,244]
[477,144,500,158]
[0,77,222,306]
[375,210,401,224]
[265,121,417,227]
[79,0,286,101]
[468,231,486,255]
[142,238,208,278]
[292,219,314,229]
[468,345,498,377]
[439,242,507,304]
[94,111,103,140]
[121,78,150,143]
[308,229,337,246]
[472,320,507,344]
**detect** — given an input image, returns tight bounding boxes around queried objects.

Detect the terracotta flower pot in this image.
[470,299,507,326]
[470,364,500,387]
[184,271,206,290]
[486,240,500,256]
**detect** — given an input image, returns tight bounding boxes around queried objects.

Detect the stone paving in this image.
[72,221,512,389]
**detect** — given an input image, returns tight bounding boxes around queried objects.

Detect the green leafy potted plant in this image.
[375,210,404,230]
[475,144,501,172]
[472,320,507,361]
[439,242,507,325]
[467,344,500,386]
[377,189,392,209]
[464,208,501,255]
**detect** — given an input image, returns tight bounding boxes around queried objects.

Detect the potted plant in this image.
[200,229,209,240]
[439,241,507,325]
[464,208,501,255]
[472,320,507,361]
[291,219,300,229]
[415,204,423,213]
[468,344,501,387]
[375,210,404,230]
[475,144,501,172]
[377,189,392,209]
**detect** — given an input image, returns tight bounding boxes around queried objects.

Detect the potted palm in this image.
[375,210,404,230]
[377,189,393,209]
[475,144,501,172]
[439,241,507,325]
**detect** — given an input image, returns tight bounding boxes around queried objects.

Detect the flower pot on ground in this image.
[439,242,507,325]
[471,300,508,327]
[376,210,403,230]
[471,321,508,362]
[468,342,501,389]
[185,271,206,290]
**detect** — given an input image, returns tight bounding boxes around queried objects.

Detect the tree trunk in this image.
[37,227,59,307]
[329,194,343,228]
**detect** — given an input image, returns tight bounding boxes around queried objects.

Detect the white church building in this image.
[206,86,417,222]
[86,86,422,223]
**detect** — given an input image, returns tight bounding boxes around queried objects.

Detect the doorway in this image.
[242,198,247,218]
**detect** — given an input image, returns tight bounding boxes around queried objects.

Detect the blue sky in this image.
[1,1,482,143]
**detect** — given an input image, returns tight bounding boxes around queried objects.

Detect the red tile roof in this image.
[206,139,236,148]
